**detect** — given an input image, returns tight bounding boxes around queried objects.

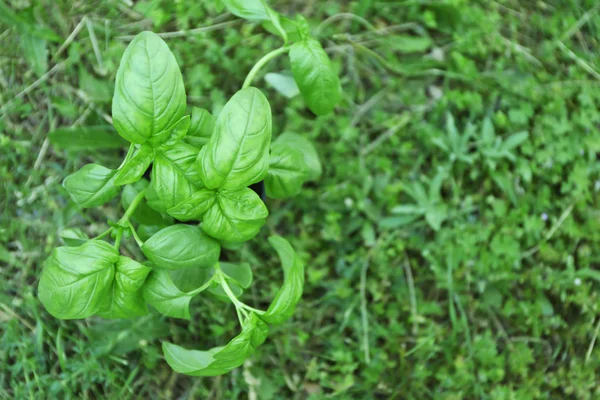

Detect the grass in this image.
[2,0,600,398]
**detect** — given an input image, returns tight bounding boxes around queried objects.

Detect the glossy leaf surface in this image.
[112,31,186,145]
[202,188,268,242]
[142,225,220,270]
[197,87,272,190]
[38,241,119,319]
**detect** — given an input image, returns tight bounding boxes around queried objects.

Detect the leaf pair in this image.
[169,87,272,242]
[38,241,151,319]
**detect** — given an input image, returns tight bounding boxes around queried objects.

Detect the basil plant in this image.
[38,2,341,377]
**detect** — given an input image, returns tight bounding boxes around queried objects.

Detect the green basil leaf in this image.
[48,126,127,151]
[265,142,307,199]
[121,185,166,226]
[114,145,155,186]
[167,189,216,222]
[222,0,270,21]
[143,269,196,319]
[112,31,186,145]
[98,256,151,319]
[202,188,268,242]
[59,228,89,246]
[197,87,272,190]
[289,39,341,116]
[162,313,268,376]
[152,142,202,210]
[38,241,119,319]
[63,164,119,208]
[142,225,220,270]
[154,115,191,150]
[260,236,305,325]
[274,132,322,180]
[185,107,214,149]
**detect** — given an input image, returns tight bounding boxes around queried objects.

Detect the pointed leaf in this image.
[114,145,155,186]
[112,31,186,145]
[290,39,341,116]
[197,87,272,190]
[63,164,119,208]
[162,313,268,376]
[260,236,304,325]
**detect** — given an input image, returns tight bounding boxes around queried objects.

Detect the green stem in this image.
[189,276,216,296]
[113,188,147,250]
[92,227,113,240]
[118,143,136,170]
[127,222,144,248]
[119,188,147,225]
[242,46,290,89]
[215,266,265,316]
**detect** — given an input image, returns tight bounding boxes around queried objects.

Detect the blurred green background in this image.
[2,0,600,398]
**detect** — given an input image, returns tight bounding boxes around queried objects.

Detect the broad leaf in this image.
[167,189,216,222]
[197,87,272,190]
[265,142,307,199]
[202,188,268,242]
[143,269,198,319]
[112,31,186,145]
[162,313,268,376]
[289,39,341,116]
[274,132,322,180]
[260,236,304,325]
[142,225,220,270]
[185,107,214,148]
[38,241,118,319]
[98,256,151,319]
[152,142,202,210]
[63,164,119,208]
[114,145,155,186]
